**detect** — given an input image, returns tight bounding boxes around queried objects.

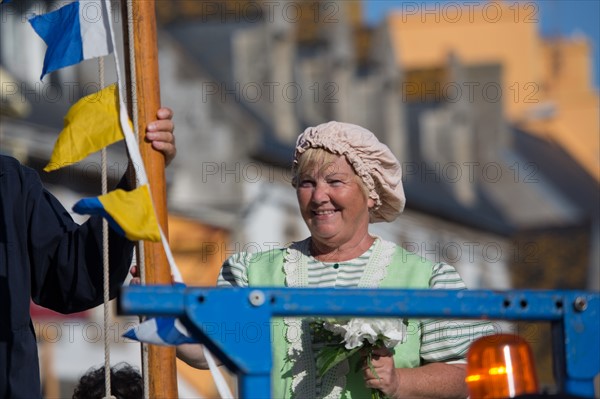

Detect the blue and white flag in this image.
[124,297,234,397]
[123,316,199,346]
[29,0,112,79]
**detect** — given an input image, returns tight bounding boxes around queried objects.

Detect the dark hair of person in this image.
[72,362,143,399]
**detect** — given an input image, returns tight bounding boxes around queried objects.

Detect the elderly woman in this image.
[179,121,489,399]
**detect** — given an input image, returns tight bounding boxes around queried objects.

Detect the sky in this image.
[363,0,600,89]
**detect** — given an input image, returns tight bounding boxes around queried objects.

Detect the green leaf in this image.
[316,346,361,377]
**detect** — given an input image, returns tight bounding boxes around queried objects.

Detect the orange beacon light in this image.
[466,334,539,398]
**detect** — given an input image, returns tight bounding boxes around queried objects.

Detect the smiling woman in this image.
[178,121,492,399]
[294,151,374,261]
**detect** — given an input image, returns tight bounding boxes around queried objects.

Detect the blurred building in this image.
[1,0,598,396]
[155,0,598,290]
[385,0,599,289]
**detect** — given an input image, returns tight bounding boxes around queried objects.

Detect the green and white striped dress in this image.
[217,238,491,365]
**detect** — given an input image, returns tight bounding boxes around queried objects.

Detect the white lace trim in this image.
[359,238,396,288]
[283,240,309,288]
[282,237,397,398]
[283,240,315,398]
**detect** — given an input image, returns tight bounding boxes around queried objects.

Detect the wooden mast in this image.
[121,1,178,397]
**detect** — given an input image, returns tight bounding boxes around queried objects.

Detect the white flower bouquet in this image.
[311,318,408,399]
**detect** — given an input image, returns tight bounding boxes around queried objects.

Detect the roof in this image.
[402,102,590,236]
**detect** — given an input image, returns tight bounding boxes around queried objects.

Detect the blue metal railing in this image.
[119,287,599,398]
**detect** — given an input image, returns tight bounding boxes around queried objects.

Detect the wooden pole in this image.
[121,1,178,397]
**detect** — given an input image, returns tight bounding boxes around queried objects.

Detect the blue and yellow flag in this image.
[44,84,123,172]
[73,184,161,242]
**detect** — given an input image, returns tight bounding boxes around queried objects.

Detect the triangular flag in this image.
[124,316,197,346]
[73,184,161,242]
[44,84,123,172]
[29,0,112,79]
[123,304,235,399]
[123,283,193,346]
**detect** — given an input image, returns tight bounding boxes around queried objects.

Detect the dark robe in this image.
[0,155,134,399]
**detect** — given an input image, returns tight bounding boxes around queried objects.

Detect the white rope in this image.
[160,228,182,283]
[204,348,234,399]
[99,56,116,399]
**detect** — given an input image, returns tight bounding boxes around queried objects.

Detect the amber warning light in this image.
[466,334,539,398]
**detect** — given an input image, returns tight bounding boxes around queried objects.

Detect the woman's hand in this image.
[129,265,141,285]
[124,107,176,189]
[363,354,469,398]
[361,347,401,398]
[145,107,176,166]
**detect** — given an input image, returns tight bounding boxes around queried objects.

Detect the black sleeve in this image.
[25,169,135,313]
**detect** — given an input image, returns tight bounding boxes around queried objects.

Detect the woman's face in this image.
[296,154,374,248]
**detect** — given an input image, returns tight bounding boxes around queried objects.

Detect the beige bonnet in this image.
[293,121,405,223]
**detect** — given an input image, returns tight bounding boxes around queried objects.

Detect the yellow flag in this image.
[73,184,161,242]
[98,184,161,242]
[44,84,123,172]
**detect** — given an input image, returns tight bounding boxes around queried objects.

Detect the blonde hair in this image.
[293,148,369,198]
